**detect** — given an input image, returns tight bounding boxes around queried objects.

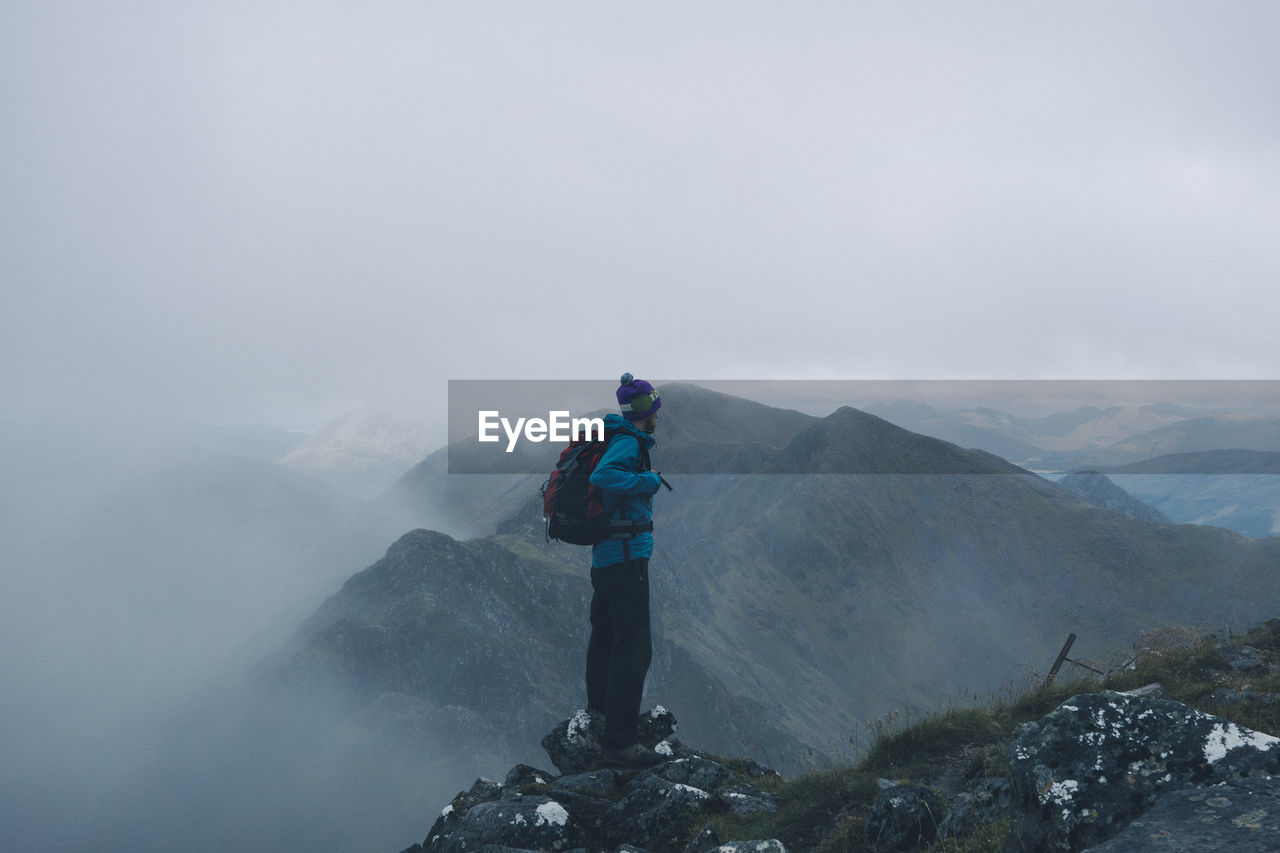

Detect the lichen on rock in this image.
[1008,691,1280,852]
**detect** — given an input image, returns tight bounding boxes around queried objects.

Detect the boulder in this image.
[545,767,622,824]
[1212,688,1280,710]
[540,706,679,775]
[540,708,606,776]
[1080,776,1280,852]
[863,781,944,851]
[425,795,584,852]
[936,777,1013,840]
[654,756,734,791]
[601,771,714,848]
[681,823,722,853]
[504,763,555,788]
[1219,644,1270,675]
[716,782,782,817]
[1007,691,1280,852]
[551,768,622,797]
[638,705,680,744]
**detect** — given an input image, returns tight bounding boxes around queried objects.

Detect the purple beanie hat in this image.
[617,373,661,421]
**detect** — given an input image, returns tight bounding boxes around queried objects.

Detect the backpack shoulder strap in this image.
[602,425,648,472]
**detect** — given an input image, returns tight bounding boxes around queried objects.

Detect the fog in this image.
[4,2,1280,431]
[4,2,1280,849]
[0,422,456,851]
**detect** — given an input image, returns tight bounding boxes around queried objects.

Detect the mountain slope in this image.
[853,404,1280,537]
[858,401,1191,467]
[1110,449,1280,475]
[1110,414,1280,458]
[275,527,809,849]
[761,405,1029,475]
[1056,469,1170,523]
[652,402,1280,746]
[280,384,1280,847]
[1098,450,1280,539]
[859,400,1279,471]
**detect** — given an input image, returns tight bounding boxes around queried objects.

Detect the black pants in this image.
[586,557,652,750]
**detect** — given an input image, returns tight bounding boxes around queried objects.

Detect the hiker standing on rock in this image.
[586,373,666,768]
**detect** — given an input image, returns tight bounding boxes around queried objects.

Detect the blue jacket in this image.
[589,413,661,568]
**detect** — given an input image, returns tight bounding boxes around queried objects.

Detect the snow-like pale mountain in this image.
[1109,414,1280,459]
[280,409,440,498]
[1032,404,1187,451]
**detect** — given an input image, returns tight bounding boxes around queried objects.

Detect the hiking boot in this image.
[601,743,664,769]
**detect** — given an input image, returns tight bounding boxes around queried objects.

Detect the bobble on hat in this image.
[616,372,660,421]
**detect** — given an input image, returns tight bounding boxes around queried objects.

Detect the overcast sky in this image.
[3,2,1278,431]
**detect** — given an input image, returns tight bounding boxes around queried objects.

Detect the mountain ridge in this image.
[1108,448,1280,475]
[860,399,1280,470]
[279,383,1280,853]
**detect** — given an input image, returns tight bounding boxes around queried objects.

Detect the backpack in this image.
[541,426,652,546]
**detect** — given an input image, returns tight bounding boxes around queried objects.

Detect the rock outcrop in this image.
[399,708,785,853]
[1007,690,1280,852]
[863,781,944,850]
[395,689,1280,852]
[1079,775,1280,851]
[540,708,678,777]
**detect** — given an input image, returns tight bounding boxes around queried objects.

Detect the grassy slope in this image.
[696,619,1280,853]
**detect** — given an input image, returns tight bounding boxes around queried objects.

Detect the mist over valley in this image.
[10,384,1277,851]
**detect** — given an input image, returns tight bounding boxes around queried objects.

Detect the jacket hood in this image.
[603,412,656,448]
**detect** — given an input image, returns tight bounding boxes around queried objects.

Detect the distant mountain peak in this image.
[765,404,1027,475]
[648,383,815,449]
[1057,469,1170,523]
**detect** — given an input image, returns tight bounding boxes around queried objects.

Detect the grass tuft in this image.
[859,708,1003,777]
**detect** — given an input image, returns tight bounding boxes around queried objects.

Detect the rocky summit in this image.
[398,708,786,853]
[393,687,1280,853]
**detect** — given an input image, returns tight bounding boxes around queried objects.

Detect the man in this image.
[586,373,664,768]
